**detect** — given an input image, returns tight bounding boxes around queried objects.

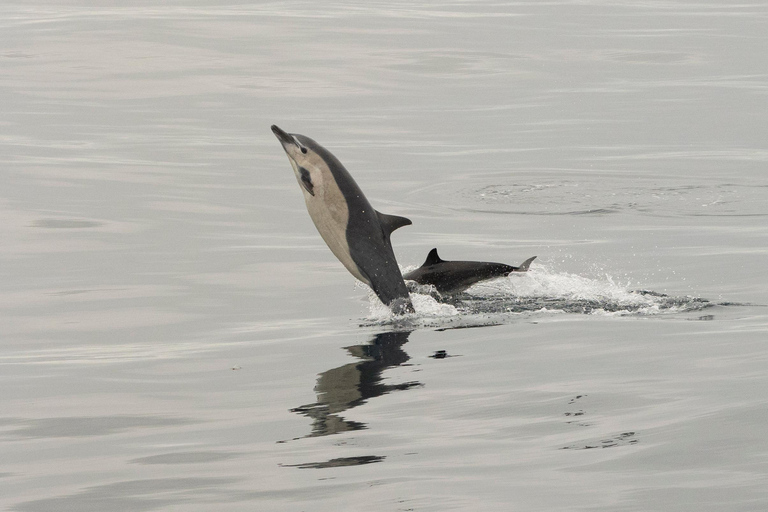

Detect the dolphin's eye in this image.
[301,147,308,154]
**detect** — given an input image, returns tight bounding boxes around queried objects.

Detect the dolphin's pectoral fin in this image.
[298,166,315,196]
[516,256,537,272]
[375,210,411,238]
[422,248,444,267]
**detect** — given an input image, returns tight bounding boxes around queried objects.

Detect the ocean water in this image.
[2,1,767,511]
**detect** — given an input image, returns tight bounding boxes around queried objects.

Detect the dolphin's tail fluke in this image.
[517,256,537,272]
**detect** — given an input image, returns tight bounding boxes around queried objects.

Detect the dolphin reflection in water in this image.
[286,331,419,440]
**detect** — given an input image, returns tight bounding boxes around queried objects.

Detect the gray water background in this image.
[2,2,768,511]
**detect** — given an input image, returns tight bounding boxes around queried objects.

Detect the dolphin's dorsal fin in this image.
[517,256,537,271]
[376,210,412,237]
[422,248,444,266]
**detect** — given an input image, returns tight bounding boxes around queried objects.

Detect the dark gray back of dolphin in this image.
[272,125,414,314]
[403,248,536,294]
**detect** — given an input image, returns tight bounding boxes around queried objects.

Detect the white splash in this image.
[361,261,711,328]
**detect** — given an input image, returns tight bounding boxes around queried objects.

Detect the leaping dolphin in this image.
[271,125,414,314]
[403,248,536,294]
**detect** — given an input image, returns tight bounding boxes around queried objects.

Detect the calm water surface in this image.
[2,2,767,511]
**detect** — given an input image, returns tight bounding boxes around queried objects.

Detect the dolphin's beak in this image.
[271,125,295,147]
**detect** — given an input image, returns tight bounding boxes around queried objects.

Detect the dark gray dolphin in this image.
[403,248,536,294]
[271,125,414,314]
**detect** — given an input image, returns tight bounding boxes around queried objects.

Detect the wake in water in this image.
[361,262,713,328]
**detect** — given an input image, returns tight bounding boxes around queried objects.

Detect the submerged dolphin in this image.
[271,125,414,314]
[403,248,536,294]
